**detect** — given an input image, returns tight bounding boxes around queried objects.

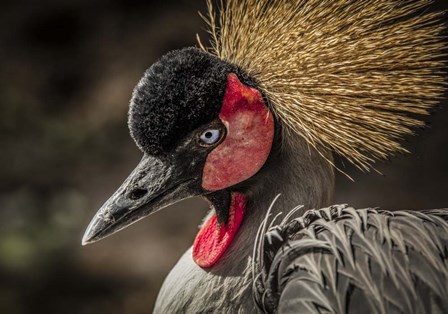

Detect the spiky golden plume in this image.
[198,0,447,171]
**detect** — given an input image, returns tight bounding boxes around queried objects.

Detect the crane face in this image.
[82,47,275,267]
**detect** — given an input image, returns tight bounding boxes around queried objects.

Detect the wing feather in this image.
[253,205,448,314]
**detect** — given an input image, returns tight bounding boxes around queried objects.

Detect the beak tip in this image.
[81,231,95,246]
[81,216,105,246]
[82,211,119,246]
[81,237,91,246]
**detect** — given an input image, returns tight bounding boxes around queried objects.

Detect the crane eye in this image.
[199,129,221,145]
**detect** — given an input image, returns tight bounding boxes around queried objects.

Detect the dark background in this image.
[0,1,447,313]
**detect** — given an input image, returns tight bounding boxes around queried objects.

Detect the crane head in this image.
[82,47,275,267]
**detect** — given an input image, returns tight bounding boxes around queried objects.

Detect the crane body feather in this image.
[253,205,448,314]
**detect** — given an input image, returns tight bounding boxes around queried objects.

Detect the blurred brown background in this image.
[0,0,447,313]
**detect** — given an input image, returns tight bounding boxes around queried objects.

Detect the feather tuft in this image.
[200,0,447,170]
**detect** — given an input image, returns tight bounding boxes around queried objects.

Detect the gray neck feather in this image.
[246,135,335,222]
[154,135,335,313]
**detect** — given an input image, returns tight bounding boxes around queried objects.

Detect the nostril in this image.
[128,188,148,200]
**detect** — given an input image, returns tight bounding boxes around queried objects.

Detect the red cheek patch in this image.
[202,73,274,191]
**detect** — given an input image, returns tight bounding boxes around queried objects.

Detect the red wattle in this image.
[192,193,246,268]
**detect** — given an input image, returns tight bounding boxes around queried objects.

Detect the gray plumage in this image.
[253,204,448,314]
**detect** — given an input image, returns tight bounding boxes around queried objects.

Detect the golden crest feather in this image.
[199,0,447,171]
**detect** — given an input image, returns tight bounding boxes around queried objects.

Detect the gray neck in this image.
[154,136,335,313]
[242,135,335,232]
[203,135,335,297]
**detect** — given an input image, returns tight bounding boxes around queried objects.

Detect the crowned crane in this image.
[82,0,448,313]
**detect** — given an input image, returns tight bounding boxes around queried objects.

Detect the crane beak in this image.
[82,154,200,245]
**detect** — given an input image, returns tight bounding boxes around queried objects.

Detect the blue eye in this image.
[200,129,221,145]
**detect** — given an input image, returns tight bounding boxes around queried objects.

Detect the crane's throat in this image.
[192,192,246,268]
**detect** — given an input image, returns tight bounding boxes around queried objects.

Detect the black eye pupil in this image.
[205,132,213,139]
